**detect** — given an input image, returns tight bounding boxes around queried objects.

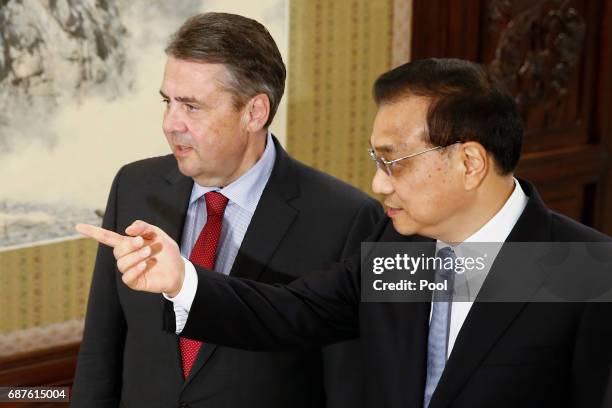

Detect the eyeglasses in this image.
[368,142,460,176]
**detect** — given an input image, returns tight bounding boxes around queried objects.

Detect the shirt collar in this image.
[189,131,276,215]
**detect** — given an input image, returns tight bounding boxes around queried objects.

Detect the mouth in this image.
[174,144,193,157]
[385,204,402,217]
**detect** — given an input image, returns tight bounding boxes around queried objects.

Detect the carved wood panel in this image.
[483,0,599,152]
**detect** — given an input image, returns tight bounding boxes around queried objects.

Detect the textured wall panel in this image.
[392,0,413,67]
[0,238,96,337]
[286,0,396,193]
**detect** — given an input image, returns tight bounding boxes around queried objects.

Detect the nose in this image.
[162,104,188,135]
[371,167,394,195]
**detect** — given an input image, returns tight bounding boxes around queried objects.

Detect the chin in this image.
[391,217,417,236]
[175,160,200,178]
[393,214,437,239]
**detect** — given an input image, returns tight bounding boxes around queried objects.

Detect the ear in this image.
[458,141,488,190]
[243,94,271,132]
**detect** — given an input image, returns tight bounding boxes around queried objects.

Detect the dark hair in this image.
[166,12,286,127]
[373,58,523,174]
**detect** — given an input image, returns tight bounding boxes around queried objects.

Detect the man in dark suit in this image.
[78,59,612,407]
[71,12,382,408]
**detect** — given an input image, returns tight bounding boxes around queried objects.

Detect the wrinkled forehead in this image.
[370,96,431,153]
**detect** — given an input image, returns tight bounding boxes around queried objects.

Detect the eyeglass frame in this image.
[368,142,461,176]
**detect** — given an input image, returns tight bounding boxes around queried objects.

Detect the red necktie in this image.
[179,191,228,379]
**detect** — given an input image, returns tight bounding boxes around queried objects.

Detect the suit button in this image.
[179,403,189,408]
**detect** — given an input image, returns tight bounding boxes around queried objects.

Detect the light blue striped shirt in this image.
[172,131,276,331]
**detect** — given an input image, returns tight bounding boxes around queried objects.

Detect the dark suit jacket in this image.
[71,137,383,408]
[174,179,612,408]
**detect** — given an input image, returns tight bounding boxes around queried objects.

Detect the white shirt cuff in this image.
[163,257,198,334]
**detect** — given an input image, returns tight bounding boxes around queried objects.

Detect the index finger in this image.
[76,223,125,248]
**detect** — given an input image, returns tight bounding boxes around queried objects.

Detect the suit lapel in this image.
[228,137,299,281]
[183,342,219,388]
[404,303,432,407]
[429,179,554,407]
[402,237,436,407]
[228,188,298,280]
[186,137,299,383]
[153,164,194,383]
[155,165,194,244]
[431,301,530,406]
[372,227,435,407]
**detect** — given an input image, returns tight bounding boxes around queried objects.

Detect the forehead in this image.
[371,96,431,151]
[161,57,230,95]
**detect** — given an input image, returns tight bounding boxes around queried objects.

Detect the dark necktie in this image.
[179,191,228,379]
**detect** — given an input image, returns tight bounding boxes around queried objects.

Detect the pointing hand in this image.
[75,220,185,297]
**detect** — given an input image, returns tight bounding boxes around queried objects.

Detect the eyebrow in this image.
[371,127,428,154]
[370,142,410,154]
[159,90,205,105]
[372,144,395,154]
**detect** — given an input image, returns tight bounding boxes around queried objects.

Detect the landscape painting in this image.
[0,0,287,249]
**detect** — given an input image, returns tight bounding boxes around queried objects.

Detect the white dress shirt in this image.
[166,131,276,333]
[435,178,528,358]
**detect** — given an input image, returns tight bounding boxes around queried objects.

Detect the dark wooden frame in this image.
[0,343,79,407]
